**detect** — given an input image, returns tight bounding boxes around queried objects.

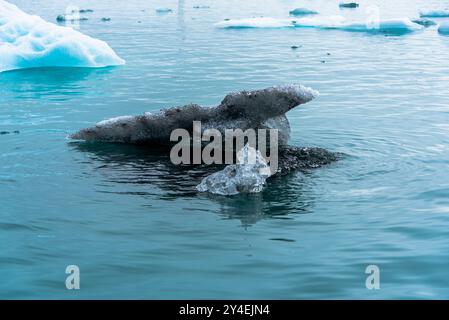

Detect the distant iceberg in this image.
[215,17,293,29]
[56,14,88,22]
[338,18,423,33]
[216,16,423,33]
[0,0,125,73]
[155,8,173,13]
[412,18,437,27]
[339,2,359,9]
[289,8,318,16]
[438,22,449,35]
[420,10,449,18]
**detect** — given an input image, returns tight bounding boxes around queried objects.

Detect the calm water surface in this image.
[1,0,449,299]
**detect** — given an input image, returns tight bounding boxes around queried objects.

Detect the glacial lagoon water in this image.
[1,0,449,299]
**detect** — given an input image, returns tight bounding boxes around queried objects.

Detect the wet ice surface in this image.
[196,145,272,196]
[2,0,449,299]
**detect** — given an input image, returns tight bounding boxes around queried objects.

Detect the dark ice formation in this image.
[70,85,339,193]
[70,85,318,147]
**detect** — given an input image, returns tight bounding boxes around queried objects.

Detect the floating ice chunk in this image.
[0,0,125,73]
[215,17,294,29]
[412,18,437,27]
[339,2,359,9]
[216,16,423,33]
[289,8,318,16]
[196,145,272,196]
[292,15,347,29]
[156,8,173,13]
[420,10,449,18]
[341,18,423,33]
[56,14,88,22]
[438,22,449,34]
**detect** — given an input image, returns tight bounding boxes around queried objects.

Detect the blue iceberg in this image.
[420,10,449,18]
[289,8,318,16]
[0,0,125,73]
[438,22,449,35]
[155,8,173,13]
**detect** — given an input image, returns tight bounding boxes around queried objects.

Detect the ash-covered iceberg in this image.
[196,145,272,196]
[0,0,125,73]
[69,84,319,146]
[216,16,423,33]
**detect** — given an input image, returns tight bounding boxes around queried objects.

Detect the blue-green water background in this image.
[1,0,449,299]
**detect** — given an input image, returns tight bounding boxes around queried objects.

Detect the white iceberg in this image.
[339,18,424,33]
[196,145,272,196]
[216,16,423,33]
[289,8,318,16]
[0,0,125,73]
[420,10,449,18]
[215,17,293,29]
[438,22,449,34]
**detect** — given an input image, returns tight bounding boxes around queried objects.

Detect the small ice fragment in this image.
[156,8,173,13]
[412,18,437,27]
[339,2,359,8]
[289,8,318,16]
[215,17,294,29]
[56,14,88,22]
[438,22,449,34]
[196,145,272,196]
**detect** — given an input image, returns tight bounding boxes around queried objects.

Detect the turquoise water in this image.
[1,0,449,299]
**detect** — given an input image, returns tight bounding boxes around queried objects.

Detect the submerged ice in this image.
[0,0,125,73]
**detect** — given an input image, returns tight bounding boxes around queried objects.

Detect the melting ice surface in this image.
[196,145,272,196]
[0,0,124,73]
[216,16,423,33]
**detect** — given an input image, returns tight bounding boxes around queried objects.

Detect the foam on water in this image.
[0,0,124,73]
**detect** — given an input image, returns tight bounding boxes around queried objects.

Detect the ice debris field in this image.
[1,1,449,73]
[0,0,124,73]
